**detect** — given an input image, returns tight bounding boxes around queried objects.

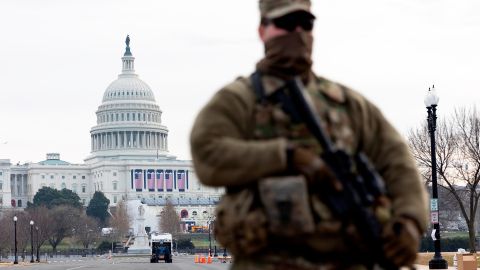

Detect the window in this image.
[192,211,197,216]
[50,175,54,179]
[0,172,2,176]
[41,175,45,179]
[113,182,118,191]
[82,185,86,193]
[17,200,22,208]
[72,184,77,193]
[82,176,85,179]
[0,181,2,190]
[0,195,3,205]
[113,196,117,204]
[113,172,117,176]
[61,183,66,189]
[73,175,76,179]
[62,176,65,179]
[82,199,86,205]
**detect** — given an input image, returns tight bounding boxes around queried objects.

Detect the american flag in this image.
[165,172,173,191]
[178,172,185,191]
[156,171,164,191]
[135,171,143,191]
[147,171,155,191]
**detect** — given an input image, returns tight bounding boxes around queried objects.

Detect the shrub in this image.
[420,236,470,252]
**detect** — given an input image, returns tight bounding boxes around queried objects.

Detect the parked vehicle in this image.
[150,233,172,263]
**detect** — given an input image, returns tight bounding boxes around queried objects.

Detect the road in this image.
[0,255,232,270]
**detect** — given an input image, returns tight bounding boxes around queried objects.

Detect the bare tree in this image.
[0,212,13,258]
[26,206,53,252]
[75,214,100,249]
[159,201,180,236]
[109,200,131,242]
[48,206,81,252]
[408,106,480,252]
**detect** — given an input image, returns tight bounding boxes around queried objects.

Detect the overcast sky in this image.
[0,0,479,164]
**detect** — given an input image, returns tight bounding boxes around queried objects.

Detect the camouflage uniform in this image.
[190,74,428,269]
[190,1,428,269]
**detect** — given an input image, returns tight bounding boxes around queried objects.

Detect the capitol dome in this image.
[86,36,174,163]
[102,76,155,102]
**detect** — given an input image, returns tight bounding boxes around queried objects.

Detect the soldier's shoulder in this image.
[217,75,256,104]
[315,75,370,107]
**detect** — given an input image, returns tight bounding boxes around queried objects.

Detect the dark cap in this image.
[259,0,313,19]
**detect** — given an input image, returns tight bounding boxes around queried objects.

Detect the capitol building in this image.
[0,37,222,229]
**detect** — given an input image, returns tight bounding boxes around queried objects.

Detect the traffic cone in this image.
[207,256,212,264]
[200,256,206,263]
[194,255,199,263]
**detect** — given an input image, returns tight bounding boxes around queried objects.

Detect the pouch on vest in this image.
[258,175,315,237]
[215,189,268,256]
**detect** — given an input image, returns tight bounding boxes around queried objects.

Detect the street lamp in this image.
[213,220,218,257]
[30,220,34,263]
[425,85,448,269]
[13,216,18,264]
[35,226,40,262]
[207,218,212,257]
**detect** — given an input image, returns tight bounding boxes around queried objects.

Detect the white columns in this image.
[143,131,146,148]
[136,131,140,148]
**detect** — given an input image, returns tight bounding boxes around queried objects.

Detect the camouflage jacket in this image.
[190,73,428,253]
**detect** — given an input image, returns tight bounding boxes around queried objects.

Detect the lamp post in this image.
[30,220,34,263]
[425,85,448,269]
[213,220,218,257]
[35,226,40,262]
[13,216,18,264]
[208,219,212,257]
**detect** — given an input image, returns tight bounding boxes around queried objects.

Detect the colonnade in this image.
[10,174,27,197]
[91,131,167,151]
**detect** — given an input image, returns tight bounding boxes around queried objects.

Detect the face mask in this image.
[257,31,313,82]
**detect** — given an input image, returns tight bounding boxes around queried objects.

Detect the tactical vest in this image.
[214,73,389,260]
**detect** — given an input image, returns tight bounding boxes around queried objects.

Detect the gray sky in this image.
[0,0,479,164]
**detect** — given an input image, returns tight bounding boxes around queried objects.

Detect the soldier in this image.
[190,0,428,269]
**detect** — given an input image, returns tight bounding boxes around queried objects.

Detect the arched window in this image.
[192,211,197,216]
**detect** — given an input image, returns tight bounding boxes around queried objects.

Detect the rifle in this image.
[284,76,398,270]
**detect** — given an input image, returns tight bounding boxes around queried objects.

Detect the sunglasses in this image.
[264,11,315,32]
